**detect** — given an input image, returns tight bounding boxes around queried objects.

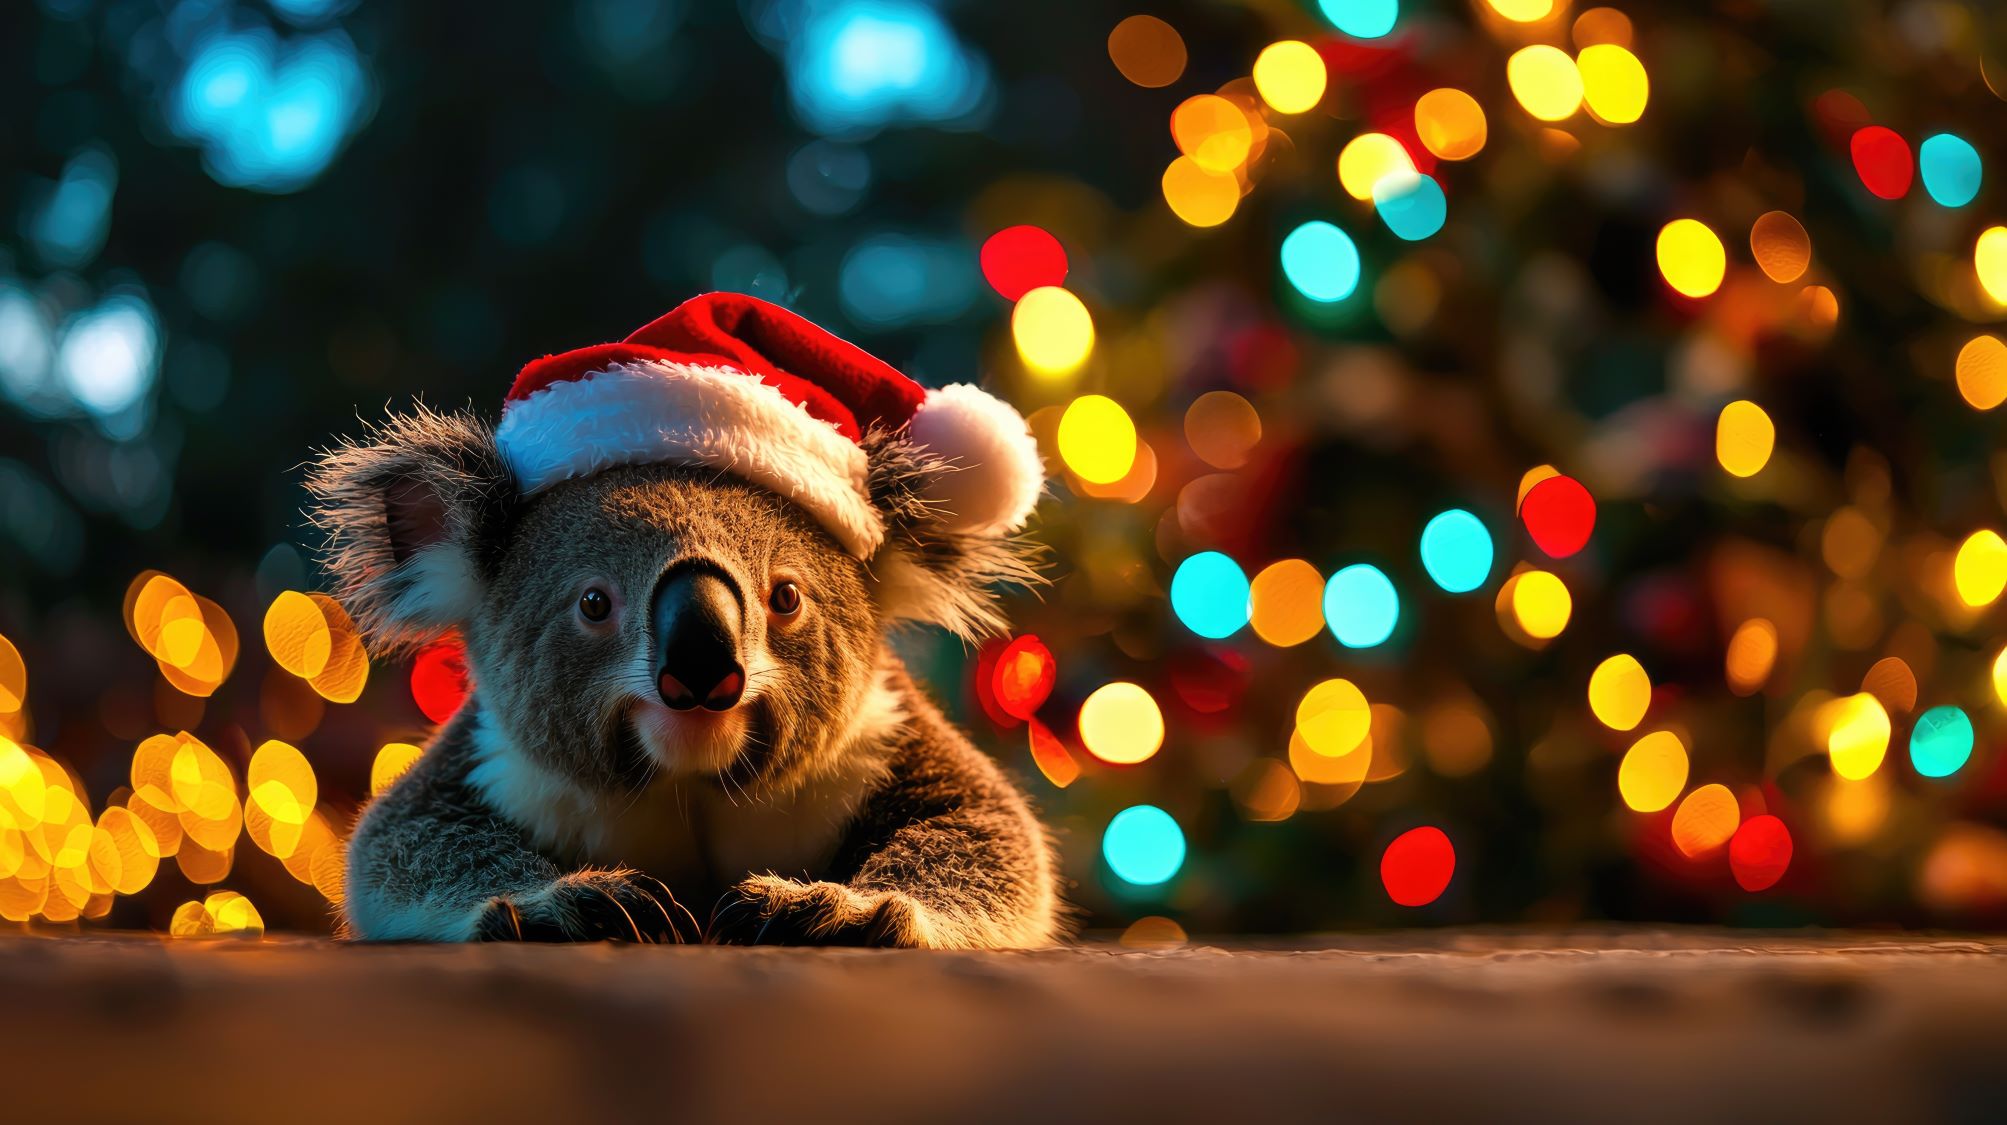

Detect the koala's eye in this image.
[578,588,612,623]
[768,581,802,617]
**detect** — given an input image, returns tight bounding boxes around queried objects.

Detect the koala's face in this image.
[467,466,880,793]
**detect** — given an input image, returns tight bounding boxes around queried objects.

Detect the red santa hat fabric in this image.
[494,292,1043,557]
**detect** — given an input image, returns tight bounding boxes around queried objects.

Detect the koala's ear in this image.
[863,429,1045,640]
[306,405,513,656]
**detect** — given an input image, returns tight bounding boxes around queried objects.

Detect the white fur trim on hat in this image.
[495,359,884,558]
[907,384,1045,536]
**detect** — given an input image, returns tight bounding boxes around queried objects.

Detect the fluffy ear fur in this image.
[306,405,513,656]
[863,429,1044,640]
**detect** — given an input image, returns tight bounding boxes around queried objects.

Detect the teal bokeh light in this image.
[1170,550,1251,639]
[1318,0,1398,40]
[1419,509,1493,593]
[1919,133,1982,208]
[1281,220,1361,303]
[1910,705,1974,778]
[1103,805,1187,886]
[1374,172,1447,241]
[1323,563,1399,648]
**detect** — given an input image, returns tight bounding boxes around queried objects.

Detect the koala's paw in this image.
[474,870,699,944]
[708,875,931,947]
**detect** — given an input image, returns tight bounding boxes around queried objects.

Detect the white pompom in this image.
[906,384,1045,535]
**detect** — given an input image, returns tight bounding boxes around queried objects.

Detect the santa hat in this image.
[493,292,1044,558]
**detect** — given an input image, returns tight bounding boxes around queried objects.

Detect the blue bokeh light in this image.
[1319,0,1398,40]
[1910,705,1974,778]
[1324,563,1399,648]
[1280,220,1361,303]
[1373,172,1446,241]
[1170,550,1252,640]
[1102,805,1186,887]
[1419,509,1493,594]
[1918,133,1982,208]
[169,28,371,193]
[55,292,160,431]
[755,0,993,136]
[838,233,981,328]
[28,146,117,270]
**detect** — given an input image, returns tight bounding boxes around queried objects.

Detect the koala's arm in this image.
[343,709,694,943]
[713,691,1060,949]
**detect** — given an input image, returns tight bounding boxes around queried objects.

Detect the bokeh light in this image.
[1057,394,1138,484]
[1910,705,1974,779]
[1715,399,1775,478]
[1576,43,1648,125]
[1414,88,1487,161]
[1506,570,1572,639]
[1671,784,1740,858]
[1730,815,1793,891]
[1380,826,1453,907]
[1171,95,1254,174]
[1102,804,1185,886]
[410,635,471,723]
[1161,156,1240,228]
[1372,172,1447,241]
[1955,335,2007,410]
[1750,211,1812,283]
[1656,219,1727,299]
[1250,560,1326,646]
[1170,551,1252,640]
[980,226,1068,301]
[1012,286,1095,378]
[1337,133,1415,202]
[1079,682,1165,765]
[1918,133,1982,207]
[1106,14,1186,88]
[1418,509,1493,594]
[1588,654,1652,732]
[1953,529,2007,607]
[1280,221,1361,302]
[1618,730,1689,812]
[1323,564,1399,648]
[1252,41,1326,114]
[992,634,1057,721]
[1519,474,1595,558]
[1296,678,1372,757]
[1184,390,1262,470]
[1506,45,1584,122]
[1320,0,1397,40]
[1978,226,2007,304]
[1826,692,1891,781]
[1849,126,1913,200]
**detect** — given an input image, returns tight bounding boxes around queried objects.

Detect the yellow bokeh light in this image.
[307,593,369,703]
[1618,730,1689,813]
[1588,653,1652,731]
[1057,395,1138,485]
[1510,570,1573,639]
[97,806,159,895]
[1414,88,1487,161]
[1724,618,1778,696]
[1012,286,1095,378]
[1337,132,1415,202]
[1572,7,1633,48]
[1750,211,1812,283]
[1487,0,1556,20]
[1715,399,1775,478]
[1825,692,1890,781]
[264,591,332,680]
[1670,784,1740,858]
[248,739,317,825]
[372,743,425,795]
[1577,43,1648,125]
[1506,45,1584,122]
[1516,464,1561,510]
[1249,560,1325,647]
[1170,94,1253,173]
[1288,729,1372,788]
[0,633,23,715]
[1993,646,2007,707]
[1954,529,2007,607]
[1956,335,2007,411]
[1252,40,1326,115]
[1078,682,1164,765]
[1296,678,1372,757]
[1977,226,2007,305]
[1161,156,1240,228]
[1656,219,1727,299]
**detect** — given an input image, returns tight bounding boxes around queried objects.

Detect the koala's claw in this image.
[708,877,928,947]
[473,871,697,944]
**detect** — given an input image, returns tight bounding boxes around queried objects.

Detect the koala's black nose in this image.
[652,565,746,712]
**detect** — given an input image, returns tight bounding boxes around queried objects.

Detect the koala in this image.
[310,293,1061,948]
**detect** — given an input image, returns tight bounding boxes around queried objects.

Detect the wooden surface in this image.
[3,929,2003,1124]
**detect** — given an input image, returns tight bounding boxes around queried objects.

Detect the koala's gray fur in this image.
[309,404,1061,947]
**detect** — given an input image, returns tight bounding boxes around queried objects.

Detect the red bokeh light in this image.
[992,634,1056,721]
[980,225,1069,301]
[1520,474,1597,558]
[1729,814,1793,892]
[410,635,471,723]
[1849,126,1912,200]
[1027,719,1080,789]
[1381,826,1455,907]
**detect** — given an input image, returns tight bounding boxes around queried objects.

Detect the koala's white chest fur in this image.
[465,682,902,886]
